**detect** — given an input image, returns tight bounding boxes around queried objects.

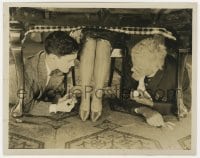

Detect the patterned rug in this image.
[8,98,191,150]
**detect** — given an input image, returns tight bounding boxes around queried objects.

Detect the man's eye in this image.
[132,68,137,73]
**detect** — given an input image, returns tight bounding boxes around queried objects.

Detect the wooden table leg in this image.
[10,21,25,117]
[71,66,76,86]
[120,47,128,100]
[176,48,189,120]
[108,58,116,87]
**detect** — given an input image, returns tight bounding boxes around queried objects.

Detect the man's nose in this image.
[132,72,141,81]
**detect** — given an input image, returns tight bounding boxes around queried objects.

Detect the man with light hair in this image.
[122,35,191,127]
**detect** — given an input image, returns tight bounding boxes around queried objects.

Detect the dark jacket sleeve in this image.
[22,66,39,113]
[22,55,45,113]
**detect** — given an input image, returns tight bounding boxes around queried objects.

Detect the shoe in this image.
[79,109,90,121]
[90,100,102,122]
[91,111,101,122]
[79,102,90,121]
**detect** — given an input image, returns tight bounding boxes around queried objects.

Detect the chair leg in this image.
[108,58,116,87]
[63,73,68,95]
[176,49,188,120]
[71,66,76,86]
[10,21,24,117]
[120,48,127,100]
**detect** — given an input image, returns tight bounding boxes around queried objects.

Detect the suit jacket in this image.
[9,51,66,112]
[123,54,191,112]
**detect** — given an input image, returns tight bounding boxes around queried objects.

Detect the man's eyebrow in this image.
[66,58,76,61]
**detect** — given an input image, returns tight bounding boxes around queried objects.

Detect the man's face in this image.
[130,36,167,81]
[131,55,157,81]
[48,52,77,73]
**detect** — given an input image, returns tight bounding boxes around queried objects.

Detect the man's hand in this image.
[49,94,77,113]
[132,76,153,106]
[130,90,153,107]
[135,107,175,129]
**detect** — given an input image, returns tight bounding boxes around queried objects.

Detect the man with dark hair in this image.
[44,31,79,56]
[10,31,79,117]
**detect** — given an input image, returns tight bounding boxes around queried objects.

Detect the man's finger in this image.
[150,118,159,127]
[150,121,157,127]
[166,121,175,126]
[156,119,163,127]
[160,121,165,127]
[158,116,164,125]
[150,117,157,126]
[166,124,174,130]
[147,118,154,126]
[154,122,160,127]
[144,91,152,100]
[155,116,164,127]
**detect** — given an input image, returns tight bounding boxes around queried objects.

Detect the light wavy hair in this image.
[131,35,167,81]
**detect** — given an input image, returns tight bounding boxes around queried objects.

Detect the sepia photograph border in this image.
[3,2,197,155]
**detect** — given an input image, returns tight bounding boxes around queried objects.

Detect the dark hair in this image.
[44,31,79,56]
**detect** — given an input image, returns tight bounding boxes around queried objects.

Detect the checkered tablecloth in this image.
[21,25,176,44]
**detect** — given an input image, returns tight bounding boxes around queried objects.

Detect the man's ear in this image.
[47,54,58,61]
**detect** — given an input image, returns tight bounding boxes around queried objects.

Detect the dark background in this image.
[10,7,192,48]
[9,7,192,70]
